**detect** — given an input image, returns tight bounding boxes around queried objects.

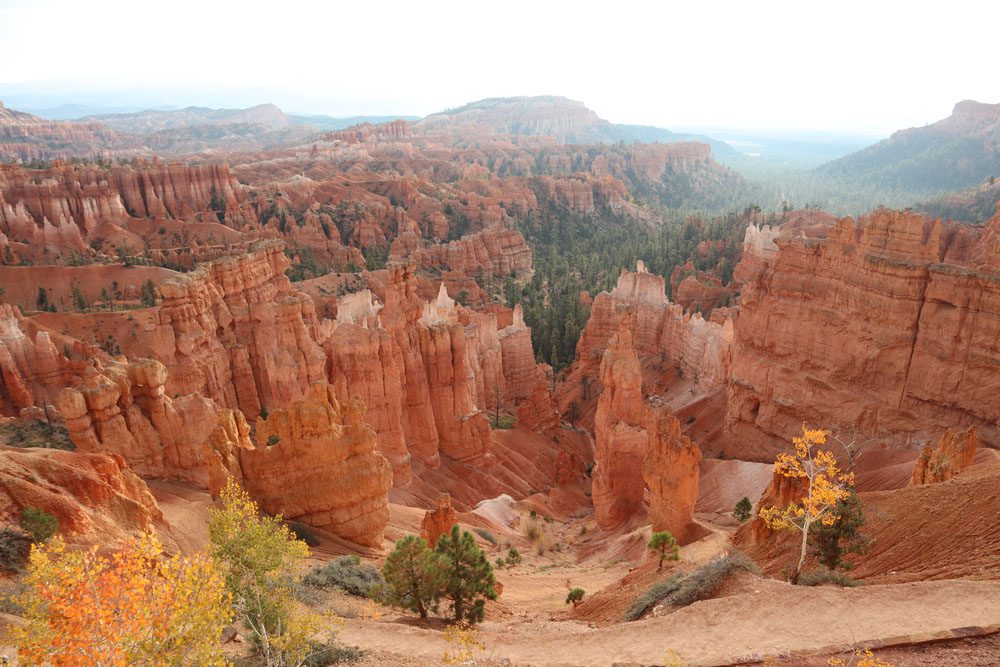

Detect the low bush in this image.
[505,547,522,566]
[625,575,682,621]
[565,588,585,606]
[489,414,516,429]
[302,639,365,665]
[0,422,74,450]
[304,556,384,597]
[0,529,33,573]
[667,552,759,608]
[473,527,497,546]
[625,551,760,621]
[797,568,861,588]
[0,581,27,615]
[19,507,59,542]
[522,515,542,541]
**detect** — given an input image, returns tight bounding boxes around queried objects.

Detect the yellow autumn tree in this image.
[11,533,231,666]
[208,480,318,667]
[759,424,854,583]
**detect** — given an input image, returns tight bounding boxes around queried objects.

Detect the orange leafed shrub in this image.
[12,533,231,666]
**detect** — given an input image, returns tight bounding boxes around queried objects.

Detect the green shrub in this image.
[473,527,497,546]
[810,491,869,571]
[266,435,281,447]
[380,535,444,618]
[505,547,522,566]
[304,555,384,597]
[435,526,498,624]
[0,529,33,573]
[289,521,319,547]
[565,588,585,606]
[625,574,683,621]
[489,414,516,429]
[797,568,861,588]
[733,496,753,523]
[625,552,760,621]
[667,552,759,608]
[0,421,74,450]
[302,639,365,665]
[19,507,59,542]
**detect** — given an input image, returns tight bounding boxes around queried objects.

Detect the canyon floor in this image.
[325,531,1000,666]
[308,496,1000,667]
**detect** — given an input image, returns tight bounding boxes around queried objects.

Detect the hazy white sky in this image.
[1,0,997,134]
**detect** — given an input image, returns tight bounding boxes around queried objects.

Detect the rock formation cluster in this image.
[592,316,701,536]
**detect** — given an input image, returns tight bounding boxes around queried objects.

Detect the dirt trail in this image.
[339,579,1000,666]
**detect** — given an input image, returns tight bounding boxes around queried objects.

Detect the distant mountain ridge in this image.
[816,100,1000,193]
[417,96,738,157]
[1,96,735,162]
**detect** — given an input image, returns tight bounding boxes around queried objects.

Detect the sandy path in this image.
[339,579,1000,666]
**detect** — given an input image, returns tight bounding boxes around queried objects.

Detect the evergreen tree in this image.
[648,531,680,570]
[381,536,445,619]
[733,497,753,523]
[434,526,497,624]
[810,490,869,571]
[72,287,88,311]
[139,279,157,307]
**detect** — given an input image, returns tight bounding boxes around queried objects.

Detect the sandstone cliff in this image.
[727,209,1000,459]
[0,161,255,251]
[143,241,327,417]
[0,304,79,416]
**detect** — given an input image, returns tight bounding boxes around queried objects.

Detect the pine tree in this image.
[72,287,88,311]
[139,279,157,307]
[810,490,869,571]
[381,536,445,619]
[733,497,753,523]
[434,526,497,624]
[648,531,680,571]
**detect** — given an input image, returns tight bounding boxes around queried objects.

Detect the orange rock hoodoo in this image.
[644,407,702,542]
[0,304,79,416]
[144,240,327,418]
[592,317,702,533]
[241,384,392,548]
[909,427,979,486]
[325,269,556,483]
[420,494,458,548]
[559,261,733,426]
[591,317,651,529]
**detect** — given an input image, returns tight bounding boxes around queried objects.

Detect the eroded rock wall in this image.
[727,210,1000,459]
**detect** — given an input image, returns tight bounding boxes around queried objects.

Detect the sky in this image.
[1,0,997,135]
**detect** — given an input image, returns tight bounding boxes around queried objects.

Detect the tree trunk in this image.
[417,599,427,619]
[792,521,810,584]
